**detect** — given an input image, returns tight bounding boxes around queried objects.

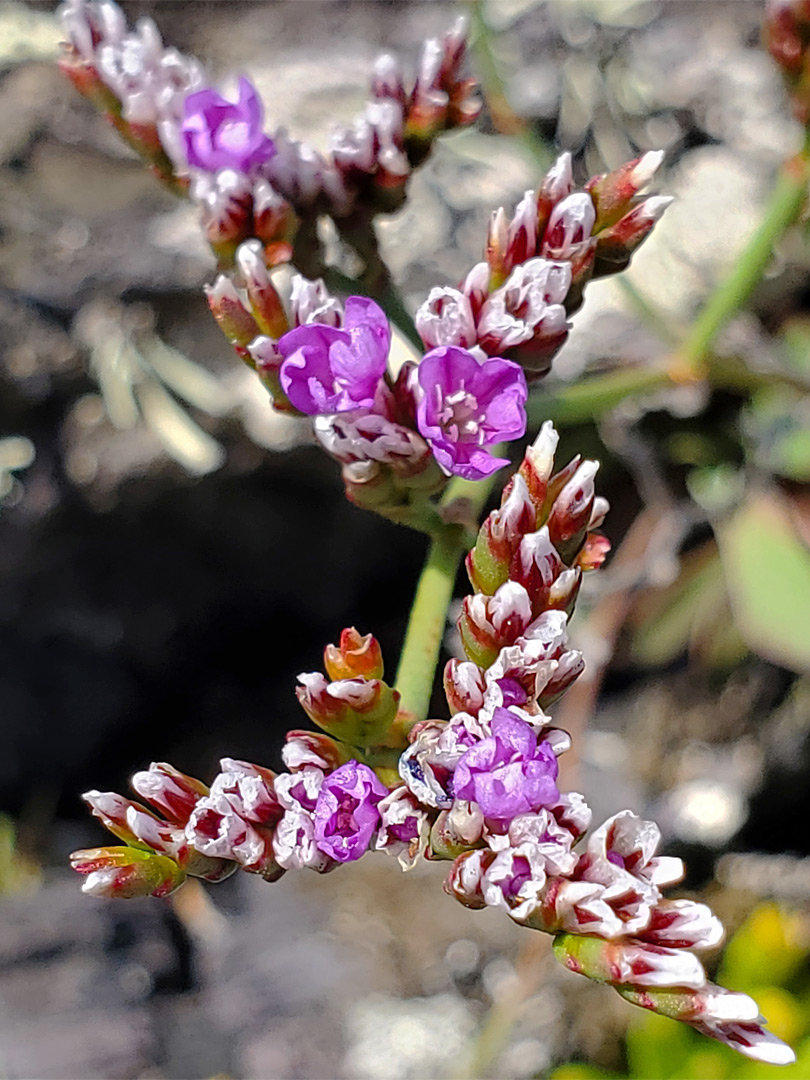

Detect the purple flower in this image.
[453,709,559,823]
[415,347,527,480]
[278,297,391,415]
[182,77,275,174]
[313,760,388,862]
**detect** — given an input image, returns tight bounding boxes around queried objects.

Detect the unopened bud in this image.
[443,849,492,907]
[586,150,665,231]
[443,659,486,715]
[371,52,407,105]
[296,672,399,747]
[130,762,208,825]
[510,526,565,614]
[547,459,599,563]
[552,932,706,990]
[253,178,297,247]
[235,240,289,339]
[519,421,560,515]
[281,730,345,772]
[71,845,186,899]
[541,193,596,262]
[592,196,674,278]
[205,275,261,352]
[537,152,575,235]
[324,628,384,681]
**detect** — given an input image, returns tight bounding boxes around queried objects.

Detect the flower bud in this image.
[281,730,345,772]
[430,800,485,859]
[443,659,486,716]
[519,421,560,518]
[236,240,289,339]
[575,532,611,572]
[296,672,400,747]
[547,460,599,564]
[324,627,384,681]
[193,169,254,262]
[592,196,673,278]
[130,762,208,825]
[371,52,407,106]
[536,152,574,236]
[510,526,565,615]
[541,193,596,262]
[459,583,534,668]
[462,261,490,321]
[585,150,665,232]
[443,849,492,908]
[552,932,706,990]
[415,287,477,349]
[507,190,539,271]
[252,178,297,246]
[537,650,585,707]
[70,845,186,899]
[467,473,536,595]
[290,275,343,328]
[375,786,431,869]
[186,793,283,880]
[205,275,261,352]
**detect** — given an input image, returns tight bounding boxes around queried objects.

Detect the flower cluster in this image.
[416,150,672,380]
[207,255,528,498]
[72,428,794,1066]
[58,1,479,270]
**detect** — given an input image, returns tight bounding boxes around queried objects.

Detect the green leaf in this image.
[716,491,810,674]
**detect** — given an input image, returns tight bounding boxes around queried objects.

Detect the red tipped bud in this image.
[576,532,611,572]
[70,845,186,899]
[586,150,665,232]
[324,628,384,681]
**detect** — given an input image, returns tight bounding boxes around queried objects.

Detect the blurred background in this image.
[1,0,810,1076]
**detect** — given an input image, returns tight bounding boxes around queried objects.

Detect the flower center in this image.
[217,119,251,152]
[438,386,484,445]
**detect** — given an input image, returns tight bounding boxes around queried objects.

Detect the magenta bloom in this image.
[313,760,388,862]
[415,347,527,480]
[278,297,391,414]
[453,709,559,823]
[182,77,276,174]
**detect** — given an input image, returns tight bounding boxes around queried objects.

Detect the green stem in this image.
[678,129,810,377]
[394,470,498,720]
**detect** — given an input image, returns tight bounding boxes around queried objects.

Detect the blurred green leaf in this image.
[629,542,746,669]
[627,1010,700,1079]
[720,904,810,993]
[744,387,810,483]
[550,1065,619,1079]
[716,490,810,674]
[781,317,810,377]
